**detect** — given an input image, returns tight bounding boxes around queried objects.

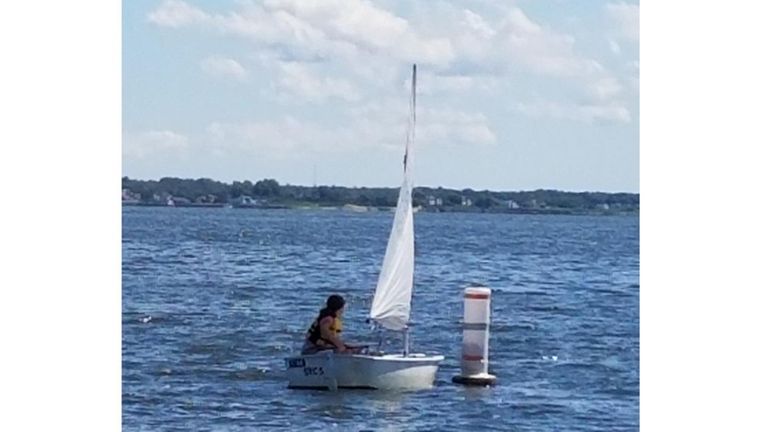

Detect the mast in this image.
[412,63,416,135]
[405,64,416,172]
[403,63,416,357]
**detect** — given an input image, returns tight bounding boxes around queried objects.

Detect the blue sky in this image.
[123,0,639,192]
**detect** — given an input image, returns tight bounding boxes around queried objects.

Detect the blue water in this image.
[122,207,639,431]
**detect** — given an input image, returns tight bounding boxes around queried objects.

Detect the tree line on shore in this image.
[121,176,639,212]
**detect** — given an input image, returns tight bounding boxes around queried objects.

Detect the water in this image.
[122,207,639,431]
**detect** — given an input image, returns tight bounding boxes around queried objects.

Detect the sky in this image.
[123,0,639,192]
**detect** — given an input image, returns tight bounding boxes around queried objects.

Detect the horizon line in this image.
[122,176,639,195]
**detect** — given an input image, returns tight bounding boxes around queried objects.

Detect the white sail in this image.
[370,65,417,331]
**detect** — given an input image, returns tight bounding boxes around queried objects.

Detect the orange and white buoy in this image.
[452,286,497,386]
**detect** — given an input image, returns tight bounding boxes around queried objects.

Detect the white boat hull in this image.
[285,352,443,390]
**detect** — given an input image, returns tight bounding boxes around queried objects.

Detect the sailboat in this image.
[285,64,444,390]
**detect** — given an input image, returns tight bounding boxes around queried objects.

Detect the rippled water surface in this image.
[122,207,639,431]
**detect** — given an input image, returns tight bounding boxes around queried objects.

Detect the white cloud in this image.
[146,0,620,83]
[204,101,495,158]
[414,71,500,96]
[149,0,454,66]
[147,0,207,28]
[416,4,628,108]
[123,130,189,159]
[263,0,455,66]
[461,9,495,40]
[590,76,623,101]
[496,9,602,78]
[207,117,309,156]
[144,0,636,141]
[625,60,640,93]
[274,62,360,102]
[607,2,639,41]
[268,0,408,49]
[206,115,385,158]
[200,56,248,81]
[515,101,631,124]
[351,98,496,145]
[609,39,621,54]
[420,108,497,146]
[424,6,602,80]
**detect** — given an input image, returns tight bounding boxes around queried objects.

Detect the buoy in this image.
[452,286,497,386]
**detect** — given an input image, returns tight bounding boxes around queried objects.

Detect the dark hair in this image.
[326,294,345,312]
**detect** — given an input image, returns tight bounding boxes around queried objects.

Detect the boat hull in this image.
[285,352,443,390]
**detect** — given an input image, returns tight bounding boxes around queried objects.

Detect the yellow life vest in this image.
[331,317,343,334]
[307,314,343,345]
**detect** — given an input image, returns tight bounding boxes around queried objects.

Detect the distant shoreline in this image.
[121,201,638,216]
[122,176,639,215]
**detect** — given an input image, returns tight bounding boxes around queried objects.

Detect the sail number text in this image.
[303,366,324,376]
